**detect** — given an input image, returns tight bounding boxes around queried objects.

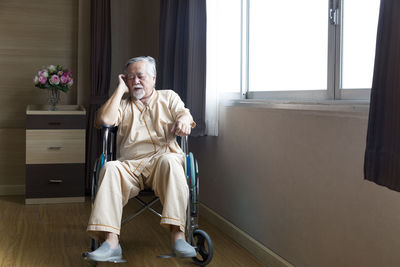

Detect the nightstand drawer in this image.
[26,129,85,164]
[26,115,86,129]
[26,164,84,198]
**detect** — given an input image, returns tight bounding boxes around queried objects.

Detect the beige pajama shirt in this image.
[87,90,195,240]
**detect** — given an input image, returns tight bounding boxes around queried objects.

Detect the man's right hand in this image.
[118,74,129,94]
[95,74,129,128]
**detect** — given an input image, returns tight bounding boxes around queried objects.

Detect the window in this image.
[207,0,380,101]
[206,0,241,94]
[249,0,328,92]
[341,0,380,90]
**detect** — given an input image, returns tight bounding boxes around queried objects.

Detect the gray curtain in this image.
[157,0,206,136]
[85,0,112,194]
[364,0,400,191]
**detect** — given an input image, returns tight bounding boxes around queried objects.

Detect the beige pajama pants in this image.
[87,153,189,241]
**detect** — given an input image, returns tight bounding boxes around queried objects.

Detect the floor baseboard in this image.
[0,184,25,196]
[25,197,85,204]
[199,203,294,267]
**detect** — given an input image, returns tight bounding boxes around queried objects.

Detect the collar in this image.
[132,89,157,111]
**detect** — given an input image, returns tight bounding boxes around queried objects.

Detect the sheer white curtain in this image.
[206,0,241,136]
[205,0,218,136]
[205,61,219,136]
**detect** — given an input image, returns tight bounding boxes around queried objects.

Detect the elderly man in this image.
[85,56,196,262]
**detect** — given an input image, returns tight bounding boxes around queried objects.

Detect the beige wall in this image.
[0,0,79,127]
[0,0,80,190]
[191,106,400,267]
[77,0,91,107]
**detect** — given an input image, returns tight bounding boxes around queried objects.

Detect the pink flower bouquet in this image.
[33,65,73,93]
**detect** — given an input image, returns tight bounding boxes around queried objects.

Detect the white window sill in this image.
[221,98,370,114]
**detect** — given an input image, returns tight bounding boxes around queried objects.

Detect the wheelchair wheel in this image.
[192,229,213,266]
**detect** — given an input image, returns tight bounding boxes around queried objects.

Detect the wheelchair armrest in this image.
[100,124,118,160]
[101,124,118,134]
[181,135,189,155]
[101,124,115,129]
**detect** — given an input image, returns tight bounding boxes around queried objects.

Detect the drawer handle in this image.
[49,179,63,183]
[48,146,62,150]
[48,122,61,126]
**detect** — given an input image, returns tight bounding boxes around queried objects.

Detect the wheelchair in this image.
[87,125,213,266]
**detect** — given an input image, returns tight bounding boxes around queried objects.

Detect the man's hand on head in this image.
[118,74,129,94]
[171,114,192,137]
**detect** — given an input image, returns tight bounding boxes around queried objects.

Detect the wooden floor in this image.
[0,196,265,267]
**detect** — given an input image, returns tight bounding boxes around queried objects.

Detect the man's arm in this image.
[169,91,196,137]
[94,74,128,128]
[171,112,194,136]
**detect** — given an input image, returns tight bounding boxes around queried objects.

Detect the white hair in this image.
[124,56,157,76]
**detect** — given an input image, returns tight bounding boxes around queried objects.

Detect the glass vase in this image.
[48,88,60,111]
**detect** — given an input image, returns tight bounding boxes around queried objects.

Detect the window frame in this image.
[236,0,374,101]
[335,0,373,101]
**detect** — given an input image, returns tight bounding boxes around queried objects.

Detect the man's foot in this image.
[172,239,197,258]
[85,242,123,262]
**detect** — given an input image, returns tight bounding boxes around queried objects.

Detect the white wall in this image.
[190,105,400,267]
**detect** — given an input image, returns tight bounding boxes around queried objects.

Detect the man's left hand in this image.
[171,115,192,137]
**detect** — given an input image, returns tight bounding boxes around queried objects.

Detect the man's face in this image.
[125,61,156,101]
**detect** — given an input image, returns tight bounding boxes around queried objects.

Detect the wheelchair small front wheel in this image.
[192,229,213,266]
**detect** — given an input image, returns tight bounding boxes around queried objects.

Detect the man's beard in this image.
[131,87,145,100]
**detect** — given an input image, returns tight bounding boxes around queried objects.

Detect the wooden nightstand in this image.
[25,105,86,204]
